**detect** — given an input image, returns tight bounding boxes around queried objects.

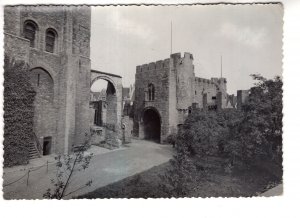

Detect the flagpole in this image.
[171,21,172,55]
[221,55,223,78]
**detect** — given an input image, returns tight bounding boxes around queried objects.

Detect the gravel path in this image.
[3,139,173,199]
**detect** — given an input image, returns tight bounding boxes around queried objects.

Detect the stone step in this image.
[28,142,41,159]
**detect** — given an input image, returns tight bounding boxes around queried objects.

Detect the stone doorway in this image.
[43,137,52,155]
[142,109,161,142]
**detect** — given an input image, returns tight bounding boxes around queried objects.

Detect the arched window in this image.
[24,20,38,47]
[45,28,57,53]
[29,68,54,102]
[148,83,155,101]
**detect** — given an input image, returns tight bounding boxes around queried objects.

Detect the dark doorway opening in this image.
[94,100,103,126]
[43,137,52,155]
[143,109,161,142]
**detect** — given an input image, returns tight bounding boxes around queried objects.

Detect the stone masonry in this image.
[134,52,232,142]
[4,6,91,154]
[90,70,123,147]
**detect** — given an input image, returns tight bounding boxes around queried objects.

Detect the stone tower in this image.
[4,6,91,154]
[134,52,196,142]
[172,52,195,110]
[134,52,231,143]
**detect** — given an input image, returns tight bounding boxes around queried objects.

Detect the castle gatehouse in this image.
[133,52,234,143]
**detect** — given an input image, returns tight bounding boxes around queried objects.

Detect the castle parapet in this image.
[149,62,156,70]
[171,52,181,60]
[155,60,163,69]
[141,64,148,72]
[136,58,171,73]
[195,77,213,84]
[211,77,227,84]
[184,52,193,60]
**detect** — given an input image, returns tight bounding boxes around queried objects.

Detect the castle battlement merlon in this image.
[170,52,193,65]
[136,58,171,73]
[211,77,227,84]
[195,77,213,84]
[136,52,194,73]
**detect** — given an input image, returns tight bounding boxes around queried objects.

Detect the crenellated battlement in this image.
[136,52,194,73]
[211,77,227,84]
[170,52,193,60]
[195,77,214,84]
[195,77,227,86]
[136,58,171,73]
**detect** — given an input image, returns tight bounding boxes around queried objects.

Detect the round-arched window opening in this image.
[45,28,57,53]
[24,20,38,47]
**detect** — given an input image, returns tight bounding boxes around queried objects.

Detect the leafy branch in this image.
[43,134,93,199]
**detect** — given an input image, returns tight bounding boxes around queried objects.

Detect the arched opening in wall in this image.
[90,78,117,130]
[24,20,38,48]
[45,28,57,53]
[30,68,54,101]
[29,68,55,155]
[142,108,161,142]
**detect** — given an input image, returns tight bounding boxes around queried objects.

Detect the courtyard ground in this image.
[80,156,282,198]
[3,139,173,199]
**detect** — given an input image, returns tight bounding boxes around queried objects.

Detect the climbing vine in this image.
[3,56,36,167]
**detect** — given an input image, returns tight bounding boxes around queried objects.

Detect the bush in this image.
[166,133,177,146]
[227,75,283,166]
[161,138,198,197]
[3,57,36,167]
[162,75,283,194]
[177,109,243,157]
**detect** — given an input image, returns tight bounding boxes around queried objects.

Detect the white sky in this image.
[91,4,283,94]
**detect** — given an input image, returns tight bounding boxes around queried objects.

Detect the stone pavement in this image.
[3,139,173,199]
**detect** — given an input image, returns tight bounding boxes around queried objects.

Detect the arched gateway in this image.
[90,70,123,147]
[142,108,161,142]
[139,107,161,143]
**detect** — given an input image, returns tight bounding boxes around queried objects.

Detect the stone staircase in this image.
[29,134,41,159]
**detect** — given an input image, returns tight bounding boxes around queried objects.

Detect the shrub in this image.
[229,75,283,166]
[162,74,283,194]
[177,109,242,157]
[43,134,93,199]
[166,133,177,146]
[3,56,36,167]
[161,138,198,197]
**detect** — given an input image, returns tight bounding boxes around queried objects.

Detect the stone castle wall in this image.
[134,52,230,141]
[194,77,217,106]
[237,90,249,110]
[134,58,171,142]
[173,52,195,110]
[4,6,91,154]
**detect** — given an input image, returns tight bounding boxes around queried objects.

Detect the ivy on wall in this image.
[3,56,36,167]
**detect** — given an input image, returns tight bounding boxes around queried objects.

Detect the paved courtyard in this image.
[3,139,173,199]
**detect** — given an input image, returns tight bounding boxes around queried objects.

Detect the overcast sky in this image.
[90,4,283,94]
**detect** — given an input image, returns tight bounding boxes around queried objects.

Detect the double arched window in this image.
[148,83,155,101]
[24,20,38,47]
[23,20,58,53]
[45,28,57,53]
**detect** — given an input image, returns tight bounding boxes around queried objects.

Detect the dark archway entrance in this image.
[143,109,161,142]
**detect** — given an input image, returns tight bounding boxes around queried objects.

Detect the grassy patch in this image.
[79,156,282,199]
